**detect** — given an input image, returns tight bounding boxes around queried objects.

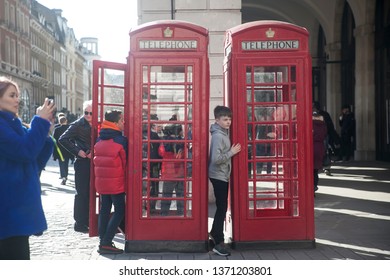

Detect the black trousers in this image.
[210,178,229,245]
[58,157,70,179]
[340,134,353,160]
[0,236,30,260]
[314,169,319,191]
[149,162,161,210]
[74,158,91,226]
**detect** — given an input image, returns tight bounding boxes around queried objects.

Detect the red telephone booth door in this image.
[225,21,314,248]
[89,60,128,237]
[126,21,209,252]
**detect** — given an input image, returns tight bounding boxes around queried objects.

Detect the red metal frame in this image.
[90,21,209,254]
[126,21,210,245]
[224,21,314,244]
[89,60,128,237]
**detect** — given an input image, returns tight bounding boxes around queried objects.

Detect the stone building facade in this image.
[0,0,98,122]
[137,0,390,161]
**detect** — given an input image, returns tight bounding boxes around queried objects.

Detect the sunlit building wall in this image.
[137,0,390,161]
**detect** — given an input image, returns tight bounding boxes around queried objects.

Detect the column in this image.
[325,42,342,126]
[353,24,376,160]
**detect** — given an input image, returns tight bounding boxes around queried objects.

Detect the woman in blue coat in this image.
[0,77,55,259]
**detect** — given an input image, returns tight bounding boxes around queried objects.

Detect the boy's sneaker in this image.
[212,243,231,256]
[98,243,124,254]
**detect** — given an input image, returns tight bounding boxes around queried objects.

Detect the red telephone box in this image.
[224,21,314,249]
[125,21,210,252]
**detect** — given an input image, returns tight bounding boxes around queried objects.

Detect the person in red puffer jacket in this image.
[94,110,127,254]
[312,109,327,195]
[158,124,185,216]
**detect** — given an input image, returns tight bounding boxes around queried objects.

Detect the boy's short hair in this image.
[105,110,122,123]
[214,105,232,119]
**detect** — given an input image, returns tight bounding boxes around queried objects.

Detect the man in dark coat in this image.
[339,104,355,161]
[59,101,92,233]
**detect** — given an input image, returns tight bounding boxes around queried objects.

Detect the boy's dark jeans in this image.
[98,193,125,246]
[210,178,229,245]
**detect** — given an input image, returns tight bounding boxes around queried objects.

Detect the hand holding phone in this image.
[36,98,56,122]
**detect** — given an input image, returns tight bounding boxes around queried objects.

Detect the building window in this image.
[11,39,16,65]
[5,1,9,23]
[20,45,26,70]
[10,5,15,28]
[19,89,31,123]
[25,15,29,34]
[5,36,10,63]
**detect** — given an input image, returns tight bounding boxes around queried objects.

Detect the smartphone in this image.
[46,98,56,119]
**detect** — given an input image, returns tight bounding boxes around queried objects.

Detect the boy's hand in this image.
[175,149,183,159]
[230,143,241,155]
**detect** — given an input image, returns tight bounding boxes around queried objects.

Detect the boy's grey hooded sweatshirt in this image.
[208,123,234,182]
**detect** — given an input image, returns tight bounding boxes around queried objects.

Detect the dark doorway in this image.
[375,0,390,161]
[313,26,327,109]
[341,2,356,110]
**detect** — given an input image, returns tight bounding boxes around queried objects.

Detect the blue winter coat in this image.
[0,111,53,239]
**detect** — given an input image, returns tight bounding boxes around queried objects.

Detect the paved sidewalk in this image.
[30,159,390,260]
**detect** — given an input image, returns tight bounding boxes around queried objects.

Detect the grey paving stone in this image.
[28,160,390,260]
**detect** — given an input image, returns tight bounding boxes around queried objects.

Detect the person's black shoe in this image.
[212,243,231,256]
[98,243,124,254]
[74,223,89,233]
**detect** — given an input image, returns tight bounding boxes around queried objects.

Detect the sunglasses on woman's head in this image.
[84,111,92,116]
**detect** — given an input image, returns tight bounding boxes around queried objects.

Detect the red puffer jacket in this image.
[313,117,327,170]
[158,142,184,179]
[94,138,126,194]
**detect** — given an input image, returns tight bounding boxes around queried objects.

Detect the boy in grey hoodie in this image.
[208,106,241,256]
